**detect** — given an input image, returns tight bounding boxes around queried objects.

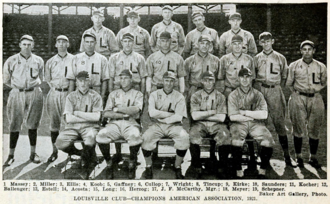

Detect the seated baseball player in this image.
[56,71,103,178]
[141,71,190,179]
[228,68,274,179]
[96,69,143,179]
[189,71,231,179]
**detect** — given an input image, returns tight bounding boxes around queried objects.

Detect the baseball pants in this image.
[190,122,231,146]
[55,127,98,150]
[288,92,324,139]
[7,87,43,132]
[45,88,68,131]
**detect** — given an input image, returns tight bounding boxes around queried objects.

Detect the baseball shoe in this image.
[47,152,58,163]
[30,153,41,164]
[3,155,15,167]
[308,159,321,169]
[194,167,203,179]
[175,168,184,179]
[297,158,304,168]
[257,174,266,179]
[105,160,114,179]
[128,161,136,179]
[284,156,296,167]
[112,153,123,164]
[145,167,153,179]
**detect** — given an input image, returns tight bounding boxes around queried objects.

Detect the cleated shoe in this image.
[308,159,321,169]
[175,168,184,179]
[145,167,153,179]
[3,155,15,167]
[47,152,58,163]
[30,153,41,164]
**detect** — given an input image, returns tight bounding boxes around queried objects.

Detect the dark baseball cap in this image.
[127,10,139,18]
[83,32,97,40]
[162,5,173,11]
[76,71,90,80]
[92,9,104,17]
[122,33,134,41]
[198,35,212,42]
[56,35,69,42]
[238,68,252,77]
[119,69,133,78]
[163,71,177,79]
[229,12,241,20]
[300,40,314,49]
[20,35,34,42]
[192,11,204,19]
[159,31,171,39]
[231,35,243,43]
[259,32,273,41]
[201,71,215,79]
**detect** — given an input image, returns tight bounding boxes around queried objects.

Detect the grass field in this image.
[2,86,327,180]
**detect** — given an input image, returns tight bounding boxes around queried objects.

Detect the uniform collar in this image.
[160,50,171,55]
[92,25,103,32]
[238,86,252,94]
[203,88,215,95]
[85,52,96,57]
[162,88,173,95]
[262,50,274,56]
[162,20,172,26]
[128,25,142,33]
[19,52,31,60]
[123,50,133,56]
[302,58,314,65]
[231,29,241,35]
[78,89,90,96]
[232,52,243,59]
[57,52,68,58]
[197,26,206,32]
[197,51,209,59]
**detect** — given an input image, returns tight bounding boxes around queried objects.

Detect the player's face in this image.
[229,19,242,30]
[76,78,90,93]
[19,39,34,54]
[91,15,104,26]
[301,45,315,60]
[120,75,132,89]
[84,37,96,52]
[259,39,274,52]
[198,40,211,54]
[239,75,252,87]
[163,78,175,92]
[192,16,205,29]
[159,38,171,51]
[202,78,215,91]
[121,39,134,52]
[55,39,69,52]
[162,10,173,21]
[232,41,243,54]
[127,17,140,27]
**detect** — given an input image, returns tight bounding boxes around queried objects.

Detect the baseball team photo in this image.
[2,2,327,180]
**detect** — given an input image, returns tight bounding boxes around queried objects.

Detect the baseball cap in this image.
[56,35,69,42]
[198,35,212,42]
[76,71,90,80]
[83,32,97,40]
[162,5,173,11]
[92,9,104,17]
[163,71,177,79]
[192,11,204,19]
[159,31,171,39]
[20,35,34,42]
[201,71,215,79]
[127,10,139,18]
[122,33,134,41]
[229,12,241,20]
[259,32,273,41]
[300,40,314,49]
[231,35,243,43]
[238,68,252,77]
[119,69,133,78]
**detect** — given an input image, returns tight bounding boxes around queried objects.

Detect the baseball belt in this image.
[298,92,315,97]
[261,83,276,88]
[55,88,69,92]
[19,87,34,92]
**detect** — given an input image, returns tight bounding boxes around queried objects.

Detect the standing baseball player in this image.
[109,33,147,93]
[229,68,274,179]
[80,9,119,59]
[189,71,231,179]
[44,35,74,163]
[116,9,152,59]
[219,12,257,58]
[218,35,255,97]
[3,35,44,166]
[142,71,190,179]
[96,69,143,179]
[146,31,185,96]
[183,11,219,59]
[286,40,327,168]
[150,5,185,55]
[56,71,103,178]
[254,32,293,166]
[68,32,109,104]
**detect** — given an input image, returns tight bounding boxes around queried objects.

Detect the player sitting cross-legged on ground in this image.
[142,71,190,179]
[228,68,275,179]
[56,71,103,179]
[96,69,144,179]
[189,71,231,179]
